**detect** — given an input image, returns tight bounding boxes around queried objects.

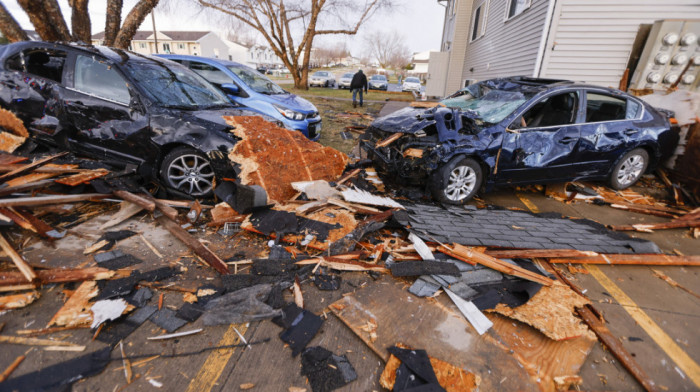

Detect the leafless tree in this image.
[195,0,392,89]
[0,0,161,48]
[364,29,410,69]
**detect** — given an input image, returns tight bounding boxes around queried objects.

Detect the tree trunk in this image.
[0,3,28,42]
[70,0,91,43]
[17,0,66,41]
[113,0,159,49]
[104,0,123,46]
[43,0,71,41]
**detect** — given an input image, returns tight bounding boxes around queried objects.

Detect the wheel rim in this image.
[444,165,477,201]
[166,154,214,196]
[616,154,645,187]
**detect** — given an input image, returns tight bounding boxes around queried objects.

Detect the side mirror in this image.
[220,83,240,96]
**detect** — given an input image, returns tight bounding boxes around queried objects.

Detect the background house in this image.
[91,30,232,60]
[427,0,700,97]
[408,51,431,81]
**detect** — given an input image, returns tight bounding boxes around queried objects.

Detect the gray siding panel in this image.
[540,0,700,87]
[461,0,550,84]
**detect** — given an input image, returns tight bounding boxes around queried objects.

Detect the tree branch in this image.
[113,0,160,49]
[70,0,91,43]
[0,3,29,42]
[104,0,123,46]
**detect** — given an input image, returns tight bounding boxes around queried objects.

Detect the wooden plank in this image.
[0,179,55,197]
[0,354,26,383]
[0,152,68,184]
[0,233,36,282]
[329,277,541,391]
[438,243,555,286]
[0,267,117,287]
[0,164,82,173]
[0,291,39,310]
[113,190,156,212]
[47,281,98,328]
[548,254,700,266]
[485,249,598,259]
[487,313,595,392]
[156,216,229,274]
[0,335,82,347]
[0,193,110,208]
[54,168,110,186]
[0,154,27,165]
[374,132,403,148]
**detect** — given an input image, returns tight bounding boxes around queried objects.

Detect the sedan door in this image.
[61,53,150,165]
[497,90,583,183]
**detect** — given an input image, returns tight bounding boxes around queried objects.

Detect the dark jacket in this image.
[350,71,368,91]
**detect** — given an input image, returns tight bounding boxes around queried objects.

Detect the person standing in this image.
[350,69,368,108]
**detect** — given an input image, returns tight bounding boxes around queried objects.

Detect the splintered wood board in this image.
[487,313,596,392]
[329,278,540,391]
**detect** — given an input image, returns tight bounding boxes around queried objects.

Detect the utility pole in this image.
[151,11,159,54]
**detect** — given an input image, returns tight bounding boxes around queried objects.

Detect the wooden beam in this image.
[485,249,598,259]
[0,354,26,383]
[156,216,229,274]
[438,243,554,286]
[547,254,700,266]
[0,233,36,282]
[0,193,109,208]
[0,179,55,197]
[54,168,110,186]
[0,267,117,287]
[375,133,402,148]
[113,190,156,212]
[0,152,68,183]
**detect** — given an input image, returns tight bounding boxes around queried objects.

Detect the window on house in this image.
[9,48,67,82]
[139,43,146,49]
[163,43,171,53]
[73,55,130,104]
[585,92,633,122]
[178,43,185,49]
[506,0,530,20]
[470,1,487,41]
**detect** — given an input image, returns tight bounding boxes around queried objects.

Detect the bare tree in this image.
[0,0,161,49]
[195,0,392,89]
[364,29,410,69]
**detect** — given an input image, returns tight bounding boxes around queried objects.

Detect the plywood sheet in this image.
[225,116,348,202]
[329,278,541,391]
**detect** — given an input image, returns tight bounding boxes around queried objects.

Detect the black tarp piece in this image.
[0,347,111,392]
[88,230,137,252]
[300,346,358,392]
[248,209,342,241]
[388,346,446,392]
[214,181,269,214]
[312,274,341,291]
[96,267,180,300]
[94,250,142,270]
[273,303,324,357]
[201,284,282,326]
[398,203,661,254]
[97,305,158,346]
[390,261,461,277]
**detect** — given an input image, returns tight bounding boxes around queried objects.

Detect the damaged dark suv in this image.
[0,41,270,197]
[361,77,678,204]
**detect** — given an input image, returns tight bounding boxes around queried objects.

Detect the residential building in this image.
[408,51,431,80]
[91,30,230,60]
[428,0,700,97]
[248,45,284,69]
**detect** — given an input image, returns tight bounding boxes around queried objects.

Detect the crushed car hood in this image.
[369,107,435,134]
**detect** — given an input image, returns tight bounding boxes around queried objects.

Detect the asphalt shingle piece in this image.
[150,308,187,333]
[402,203,658,254]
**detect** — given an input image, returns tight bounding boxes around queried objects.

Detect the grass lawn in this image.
[288,87,414,102]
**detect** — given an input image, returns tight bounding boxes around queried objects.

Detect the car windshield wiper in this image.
[162,104,198,110]
[201,103,231,110]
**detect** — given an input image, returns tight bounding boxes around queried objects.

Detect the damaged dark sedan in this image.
[0,41,273,197]
[361,77,678,204]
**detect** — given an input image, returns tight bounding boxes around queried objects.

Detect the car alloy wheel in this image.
[162,149,215,196]
[616,154,645,187]
[445,165,478,202]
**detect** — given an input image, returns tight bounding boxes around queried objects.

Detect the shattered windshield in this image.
[442,85,532,124]
[228,65,286,95]
[124,61,230,109]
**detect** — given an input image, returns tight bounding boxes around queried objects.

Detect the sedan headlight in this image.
[275,105,305,121]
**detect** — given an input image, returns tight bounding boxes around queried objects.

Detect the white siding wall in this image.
[461,0,550,83]
[540,0,700,87]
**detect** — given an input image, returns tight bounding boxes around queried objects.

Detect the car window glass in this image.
[227,65,285,94]
[6,53,23,72]
[520,92,578,128]
[74,55,130,104]
[586,92,627,122]
[189,62,233,86]
[16,48,67,82]
[626,99,641,120]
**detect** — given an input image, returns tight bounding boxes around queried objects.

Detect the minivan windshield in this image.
[441,83,533,124]
[228,65,286,95]
[406,77,420,83]
[124,61,230,109]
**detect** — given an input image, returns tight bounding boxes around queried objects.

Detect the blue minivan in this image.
[158,55,322,140]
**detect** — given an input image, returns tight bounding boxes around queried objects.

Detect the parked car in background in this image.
[160,55,321,140]
[0,41,279,198]
[362,77,678,204]
[369,74,388,91]
[338,72,354,89]
[309,71,336,87]
[402,77,422,92]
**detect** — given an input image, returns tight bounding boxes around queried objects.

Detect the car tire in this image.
[429,156,482,205]
[324,81,329,88]
[609,148,649,190]
[160,147,215,197]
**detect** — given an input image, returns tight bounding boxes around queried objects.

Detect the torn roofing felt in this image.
[396,203,661,254]
[224,115,348,202]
